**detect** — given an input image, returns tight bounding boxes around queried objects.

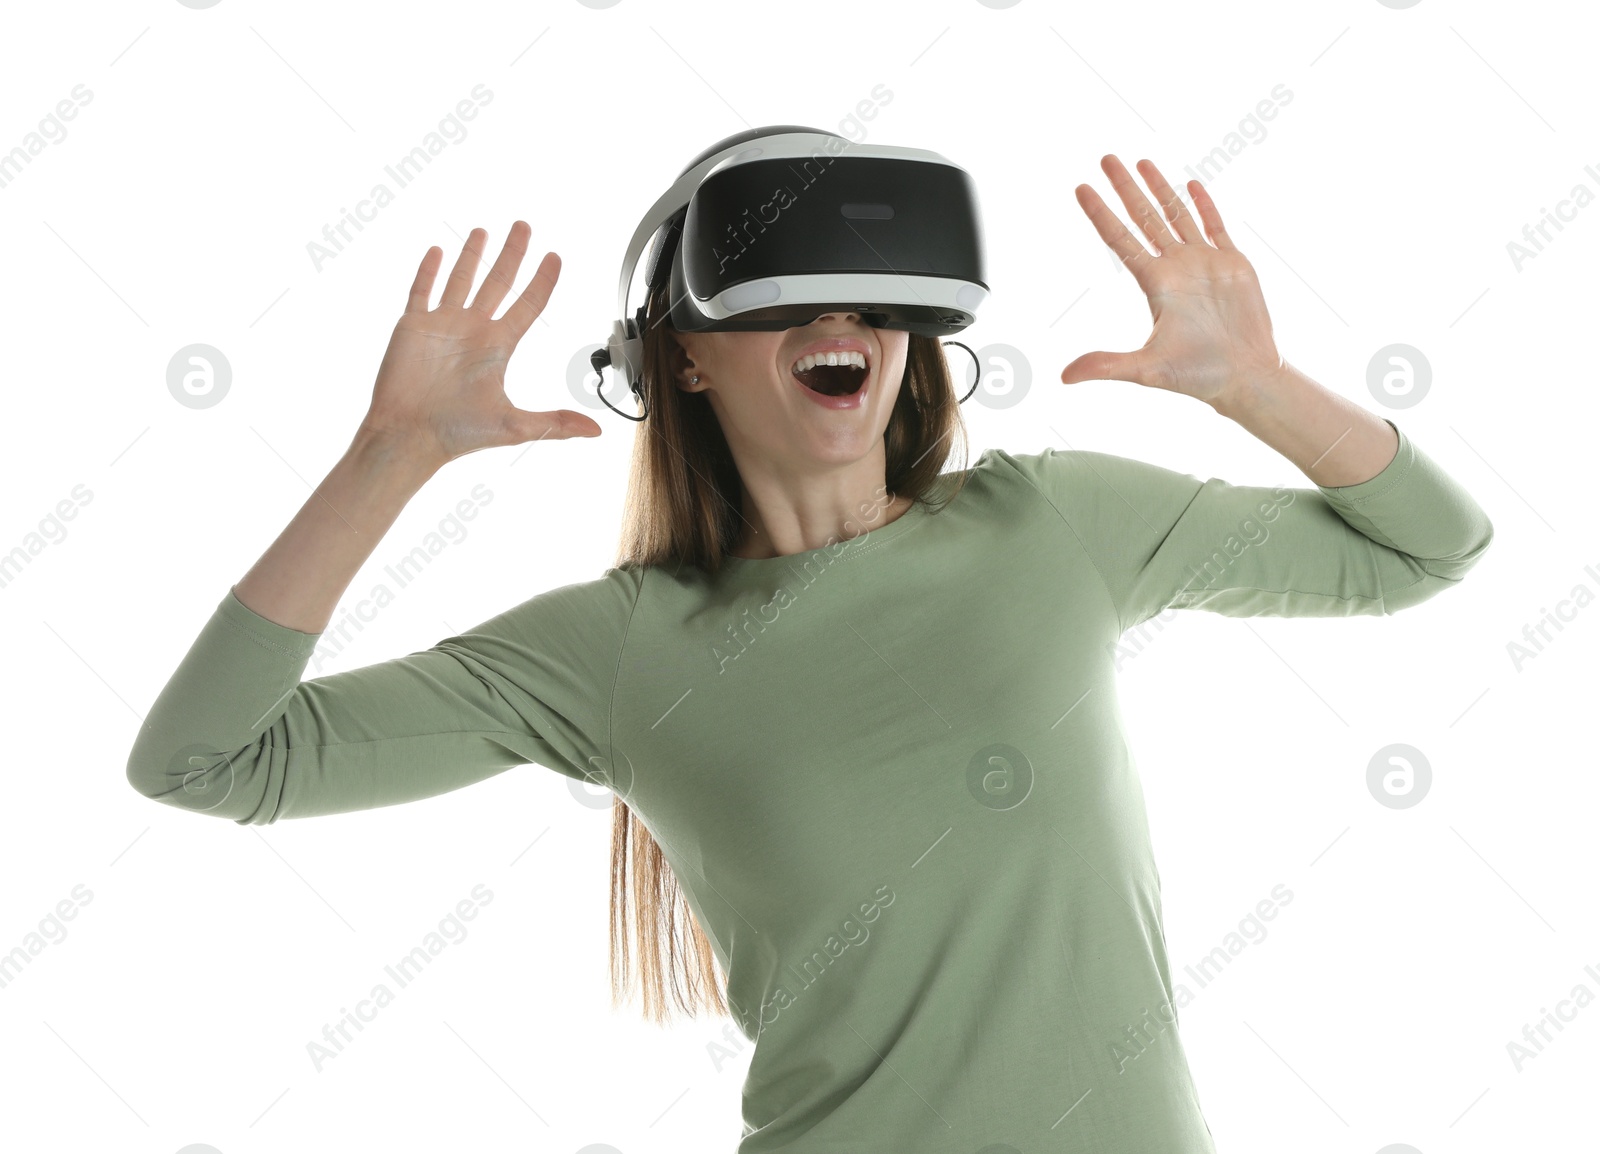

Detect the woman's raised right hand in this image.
[361,221,602,468]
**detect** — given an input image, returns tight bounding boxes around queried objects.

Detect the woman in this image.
[125,135,1494,1152]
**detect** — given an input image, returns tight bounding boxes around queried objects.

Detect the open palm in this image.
[1060,155,1285,407]
[364,222,600,469]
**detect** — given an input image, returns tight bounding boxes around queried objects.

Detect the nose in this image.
[810,309,861,324]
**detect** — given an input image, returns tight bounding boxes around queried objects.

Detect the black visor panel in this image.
[679,156,986,301]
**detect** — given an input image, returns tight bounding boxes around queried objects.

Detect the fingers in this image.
[439,227,489,309]
[499,250,562,343]
[471,221,532,318]
[1100,154,1177,253]
[1186,179,1238,251]
[1074,183,1155,284]
[1134,159,1205,246]
[404,245,443,314]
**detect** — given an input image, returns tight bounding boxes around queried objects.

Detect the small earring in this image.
[691,374,700,384]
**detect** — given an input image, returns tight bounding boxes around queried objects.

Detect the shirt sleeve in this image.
[124,564,644,824]
[995,417,1494,633]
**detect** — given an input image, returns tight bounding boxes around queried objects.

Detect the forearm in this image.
[1210,361,1400,488]
[233,427,443,635]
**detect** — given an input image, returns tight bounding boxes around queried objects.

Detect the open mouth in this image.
[791,350,869,397]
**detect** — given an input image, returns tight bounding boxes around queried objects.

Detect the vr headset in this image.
[589,124,989,420]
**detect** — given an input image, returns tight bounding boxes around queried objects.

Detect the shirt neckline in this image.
[717,495,932,575]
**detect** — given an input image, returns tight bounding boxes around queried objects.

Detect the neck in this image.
[730,488,910,560]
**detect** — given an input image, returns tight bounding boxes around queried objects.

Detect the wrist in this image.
[1210,360,1295,421]
[348,424,445,489]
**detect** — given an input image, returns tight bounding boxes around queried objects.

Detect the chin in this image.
[798,426,892,463]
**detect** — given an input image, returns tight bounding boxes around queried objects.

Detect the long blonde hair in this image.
[605,278,974,1022]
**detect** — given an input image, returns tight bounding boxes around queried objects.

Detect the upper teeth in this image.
[793,350,868,374]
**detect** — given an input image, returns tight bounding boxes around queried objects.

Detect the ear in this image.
[668,335,705,394]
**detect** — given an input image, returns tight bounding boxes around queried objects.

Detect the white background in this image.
[0,1,1594,1152]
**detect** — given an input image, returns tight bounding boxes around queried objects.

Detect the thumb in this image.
[1060,349,1148,386]
[508,407,603,443]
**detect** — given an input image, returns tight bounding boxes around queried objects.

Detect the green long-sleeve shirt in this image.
[126,417,1493,1151]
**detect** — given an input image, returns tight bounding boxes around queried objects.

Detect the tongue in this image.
[795,363,866,396]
